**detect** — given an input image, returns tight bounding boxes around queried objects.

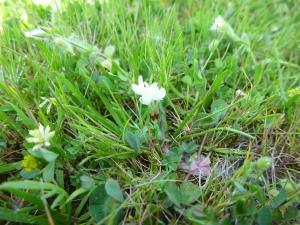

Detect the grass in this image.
[0,0,300,224]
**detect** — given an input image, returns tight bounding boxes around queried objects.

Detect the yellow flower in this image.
[21,155,38,172]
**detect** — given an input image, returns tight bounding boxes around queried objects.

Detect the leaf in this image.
[80,175,95,189]
[271,189,288,208]
[0,162,21,174]
[20,168,40,179]
[162,152,181,171]
[0,207,48,224]
[43,162,55,182]
[0,180,68,199]
[182,75,193,86]
[40,148,58,162]
[178,142,198,154]
[211,99,228,122]
[125,130,141,151]
[89,184,122,223]
[0,188,43,208]
[203,70,228,109]
[164,182,181,207]
[233,181,248,193]
[180,182,201,204]
[105,178,124,202]
[65,188,87,204]
[257,206,272,225]
[283,206,298,220]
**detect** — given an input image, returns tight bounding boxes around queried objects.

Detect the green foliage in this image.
[165,182,201,206]
[105,178,124,202]
[89,183,123,223]
[0,0,299,224]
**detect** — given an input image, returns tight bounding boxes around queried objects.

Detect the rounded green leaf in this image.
[105,178,124,202]
[180,182,201,204]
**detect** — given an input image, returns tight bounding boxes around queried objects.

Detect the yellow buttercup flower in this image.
[21,155,38,172]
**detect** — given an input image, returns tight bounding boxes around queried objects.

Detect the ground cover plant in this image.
[0,0,299,224]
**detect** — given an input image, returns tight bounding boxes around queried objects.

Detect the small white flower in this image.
[210,16,226,32]
[24,28,46,39]
[20,11,28,23]
[211,15,242,43]
[26,124,55,151]
[235,89,247,98]
[132,76,166,105]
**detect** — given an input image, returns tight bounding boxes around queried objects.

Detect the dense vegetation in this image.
[0,0,299,224]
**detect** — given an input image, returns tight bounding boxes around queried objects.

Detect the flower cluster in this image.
[21,155,38,172]
[26,124,55,151]
[132,76,166,105]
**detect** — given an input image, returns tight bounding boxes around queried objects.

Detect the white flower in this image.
[20,11,28,23]
[26,124,55,151]
[132,76,166,105]
[24,28,46,39]
[210,16,226,32]
[39,97,57,114]
[235,89,247,98]
[211,16,242,43]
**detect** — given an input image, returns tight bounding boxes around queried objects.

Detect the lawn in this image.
[0,0,299,224]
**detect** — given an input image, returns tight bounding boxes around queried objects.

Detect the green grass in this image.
[0,0,300,224]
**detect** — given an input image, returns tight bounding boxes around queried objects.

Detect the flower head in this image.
[235,89,248,98]
[132,76,166,105]
[21,155,38,172]
[26,124,55,151]
[210,16,226,32]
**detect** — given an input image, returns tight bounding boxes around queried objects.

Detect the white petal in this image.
[39,100,48,108]
[26,137,39,143]
[132,84,143,95]
[32,144,42,151]
[157,88,166,100]
[138,76,144,86]
[48,131,55,139]
[132,76,145,95]
[140,87,154,105]
[210,16,226,31]
[39,124,45,138]
[24,28,46,38]
[45,126,50,138]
